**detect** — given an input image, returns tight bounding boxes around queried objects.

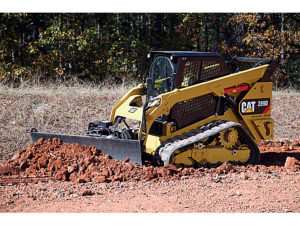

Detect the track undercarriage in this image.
[157,120,260,167]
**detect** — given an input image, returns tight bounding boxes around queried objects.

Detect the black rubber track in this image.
[155,120,261,167]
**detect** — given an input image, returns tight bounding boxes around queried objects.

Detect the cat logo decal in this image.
[240,99,270,115]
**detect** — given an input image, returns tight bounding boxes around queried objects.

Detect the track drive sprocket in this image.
[218,127,238,149]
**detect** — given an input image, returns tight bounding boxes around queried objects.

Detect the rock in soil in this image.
[284,157,300,172]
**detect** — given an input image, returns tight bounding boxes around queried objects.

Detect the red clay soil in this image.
[1,138,300,213]
[0,138,188,184]
[0,138,300,186]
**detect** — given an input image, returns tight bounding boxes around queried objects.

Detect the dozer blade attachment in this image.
[30,130,142,165]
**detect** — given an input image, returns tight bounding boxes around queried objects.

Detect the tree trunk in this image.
[155,13,163,49]
[214,14,220,52]
[205,16,209,52]
[97,14,103,46]
[281,13,285,63]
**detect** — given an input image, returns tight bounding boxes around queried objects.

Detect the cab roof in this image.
[147,51,223,59]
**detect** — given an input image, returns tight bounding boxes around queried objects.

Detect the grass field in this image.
[0,83,299,162]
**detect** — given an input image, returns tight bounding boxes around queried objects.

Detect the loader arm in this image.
[110,84,146,124]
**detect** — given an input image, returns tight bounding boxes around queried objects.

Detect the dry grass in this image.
[0,84,299,162]
[0,79,138,97]
[0,82,137,162]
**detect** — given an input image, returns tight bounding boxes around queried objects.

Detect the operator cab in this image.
[146,51,227,101]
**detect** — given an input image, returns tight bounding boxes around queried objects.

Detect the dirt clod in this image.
[284,157,300,172]
[80,190,94,196]
[20,161,29,171]
[216,162,233,174]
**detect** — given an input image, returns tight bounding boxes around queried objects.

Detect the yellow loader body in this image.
[31,51,278,167]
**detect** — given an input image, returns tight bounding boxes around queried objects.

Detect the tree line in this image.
[0,13,299,88]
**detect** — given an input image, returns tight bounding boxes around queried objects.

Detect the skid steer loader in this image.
[31,51,278,167]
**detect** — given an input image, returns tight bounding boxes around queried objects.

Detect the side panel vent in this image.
[171,94,217,129]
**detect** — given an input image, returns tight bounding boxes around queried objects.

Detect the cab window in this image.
[149,56,174,98]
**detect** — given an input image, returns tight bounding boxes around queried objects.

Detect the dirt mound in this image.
[0,138,195,183]
[1,138,300,184]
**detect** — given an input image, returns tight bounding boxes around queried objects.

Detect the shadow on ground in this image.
[260,152,300,167]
